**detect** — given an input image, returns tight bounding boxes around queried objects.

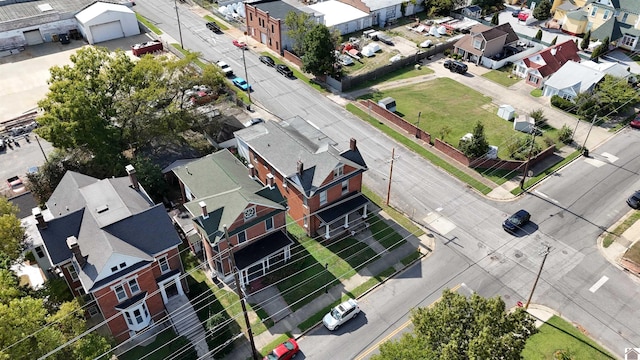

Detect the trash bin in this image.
[583,148,589,157]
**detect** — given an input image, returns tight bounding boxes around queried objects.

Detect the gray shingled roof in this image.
[172,149,286,244]
[247,0,301,20]
[234,116,367,197]
[38,171,180,292]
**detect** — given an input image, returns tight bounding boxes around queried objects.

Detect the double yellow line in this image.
[354,284,462,360]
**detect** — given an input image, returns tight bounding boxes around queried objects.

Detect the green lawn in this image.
[348,64,434,91]
[482,66,521,87]
[347,103,493,194]
[136,13,162,35]
[119,328,196,360]
[361,186,424,236]
[274,219,378,311]
[522,316,614,360]
[365,213,406,250]
[511,150,582,194]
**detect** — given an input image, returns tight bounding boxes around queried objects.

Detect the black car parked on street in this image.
[503,209,531,233]
[276,64,294,77]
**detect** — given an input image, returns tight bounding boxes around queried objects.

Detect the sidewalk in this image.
[227,211,436,359]
[599,210,640,281]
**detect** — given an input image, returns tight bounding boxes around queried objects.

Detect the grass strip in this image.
[603,211,640,248]
[259,51,327,93]
[511,150,582,195]
[258,333,292,357]
[401,250,422,266]
[347,103,492,194]
[203,15,230,30]
[361,186,424,236]
[136,13,162,35]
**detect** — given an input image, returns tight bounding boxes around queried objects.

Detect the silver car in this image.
[323,298,360,331]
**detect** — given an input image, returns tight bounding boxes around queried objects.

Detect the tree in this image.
[590,36,609,60]
[491,12,499,25]
[550,36,558,45]
[425,0,467,16]
[459,121,490,158]
[372,289,537,360]
[302,24,338,77]
[558,124,573,144]
[284,11,314,55]
[131,156,169,203]
[581,30,591,50]
[37,47,223,169]
[533,0,552,20]
[535,29,543,41]
[0,197,24,260]
[575,74,639,120]
[529,108,548,127]
[472,0,503,11]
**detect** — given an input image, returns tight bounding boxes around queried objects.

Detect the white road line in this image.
[534,190,559,204]
[589,276,609,293]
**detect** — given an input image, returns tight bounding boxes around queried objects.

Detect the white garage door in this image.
[23,30,43,45]
[90,21,124,44]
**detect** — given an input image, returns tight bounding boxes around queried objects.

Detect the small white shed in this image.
[497,104,515,121]
[76,2,140,44]
[514,115,535,133]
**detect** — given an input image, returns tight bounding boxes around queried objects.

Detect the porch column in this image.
[284,245,291,261]
[240,269,246,289]
[265,257,270,270]
[325,224,330,239]
[344,214,349,229]
[160,286,168,304]
[176,276,185,297]
[362,204,368,218]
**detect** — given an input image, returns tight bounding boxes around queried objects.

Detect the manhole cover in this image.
[514,250,523,258]
[562,250,568,255]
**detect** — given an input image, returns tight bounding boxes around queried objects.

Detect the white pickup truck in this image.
[216,61,233,77]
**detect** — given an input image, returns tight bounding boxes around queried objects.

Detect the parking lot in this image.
[0,33,156,195]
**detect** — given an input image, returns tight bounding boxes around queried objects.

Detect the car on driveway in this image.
[244,118,264,127]
[232,76,251,91]
[232,39,247,49]
[323,298,360,331]
[512,9,521,17]
[627,191,640,209]
[276,64,294,77]
[443,60,468,74]
[518,12,530,21]
[259,55,275,67]
[502,209,531,233]
[263,338,299,360]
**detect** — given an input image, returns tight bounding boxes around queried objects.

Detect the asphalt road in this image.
[0,134,53,195]
[132,2,640,358]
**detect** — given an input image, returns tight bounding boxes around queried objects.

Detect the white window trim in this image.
[320,190,327,205]
[113,284,127,302]
[122,302,152,332]
[158,256,170,274]
[590,7,597,17]
[333,165,344,178]
[341,180,349,195]
[65,263,79,281]
[128,278,141,295]
[603,9,610,20]
[238,230,247,244]
[265,217,273,231]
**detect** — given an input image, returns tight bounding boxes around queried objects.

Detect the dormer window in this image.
[334,165,344,178]
[473,38,482,50]
[244,206,256,221]
[119,262,126,269]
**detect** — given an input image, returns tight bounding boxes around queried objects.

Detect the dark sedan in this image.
[259,55,275,67]
[502,209,531,233]
[627,191,640,209]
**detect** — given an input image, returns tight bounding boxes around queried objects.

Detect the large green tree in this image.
[284,11,314,55]
[302,24,338,77]
[37,47,225,165]
[425,0,467,16]
[533,0,552,20]
[0,198,23,260]
[575,74,639,121]
[373,289,537,360]
[460,121,490,158]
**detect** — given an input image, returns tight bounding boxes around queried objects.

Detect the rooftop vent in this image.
[38,3,53,11]
[96,205,109,213]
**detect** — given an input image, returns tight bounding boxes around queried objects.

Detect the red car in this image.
[232,39,247,49]
[518,12,529,21]
[631,115,640,129]
[263,338,299,360]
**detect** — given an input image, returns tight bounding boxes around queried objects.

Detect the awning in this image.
[316,193,369,224]
[234,230,294,270]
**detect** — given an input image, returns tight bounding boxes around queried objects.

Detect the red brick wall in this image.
[361,100,432,143]
[245,4,283,53]
[621,258,640,275]
[434,138,471,166]
[283,50,303,67]
[336,0,370,13]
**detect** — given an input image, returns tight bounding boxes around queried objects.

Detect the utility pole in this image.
[416,111,421,138]
[519,128,538,190]
[174,0,184,49]
[581,115,597,156]
[241,46,252,104]
[34,135,48,163]
[525,244,551,310]
[386,147,395,206]
[224,226,258,360]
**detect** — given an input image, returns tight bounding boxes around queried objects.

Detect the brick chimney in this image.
[248,164,256,178]
[66,236,86,268]
[350,138,357,151]
[297,160,304,176]
[267,173,274,188]
[32,207,47,229]
[199,201,209,219]
[125,164,139,190]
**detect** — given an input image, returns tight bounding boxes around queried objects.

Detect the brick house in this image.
[244,0,312,55]
[235,116,369,238]
[171,149,294,288]
[512,40,581,88]
[34,166,185,343]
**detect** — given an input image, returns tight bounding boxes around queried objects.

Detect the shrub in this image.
[551,95,576,113]
[444,49,452,57]
[558,124,573,144]
[543,136,555,147]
